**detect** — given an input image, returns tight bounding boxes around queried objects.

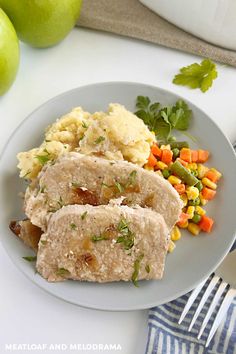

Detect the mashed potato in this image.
[17,103,156,179]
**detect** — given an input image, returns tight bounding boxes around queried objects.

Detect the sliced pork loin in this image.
[25,153,182,231]
[9,219,42,252]
[36,204,169,283]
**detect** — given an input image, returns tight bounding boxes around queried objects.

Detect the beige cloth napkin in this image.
[77,0,236,67]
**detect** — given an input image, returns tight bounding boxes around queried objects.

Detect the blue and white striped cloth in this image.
[145,243,236,354]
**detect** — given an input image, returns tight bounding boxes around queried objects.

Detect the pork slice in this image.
[9,219,42,252]
[36,204,169,283]
[25,153,182,230]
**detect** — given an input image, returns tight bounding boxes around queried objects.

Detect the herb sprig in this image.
[135,96,192,143]
[132,254,144,287]
[116,219,134,250]
[22,256,37,262]
[173,59,218,93]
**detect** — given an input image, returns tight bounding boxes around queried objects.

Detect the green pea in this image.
[188,197,201,206]
[172,148,180,159]
[192,213,202,223]
[195,181,203,191]
[162,169,170,179]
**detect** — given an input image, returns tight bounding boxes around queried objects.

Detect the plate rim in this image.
[1,81,236,311]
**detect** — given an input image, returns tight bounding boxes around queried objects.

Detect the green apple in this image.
[0,0,82,48]
[0,8,19,96]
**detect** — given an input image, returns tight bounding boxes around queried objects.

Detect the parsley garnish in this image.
[127,170,137,187]
[132,254,144,287]
[135,96,192,143]
[82,121,88,129]
[22,256,37,262]
[173,59,218,93]
[41,240,47,245]
[39,185,46,193]
[81,211,88,220]
[35,149,51,165]
[35,154,50,165]
[94,136,105,144]
[116,219,134,250]
[114,181,124,193]
[57,196,64,208]
[56,268,70,276]
[91,235,108,242]
[145,264,150,273]
[70,223,77,230]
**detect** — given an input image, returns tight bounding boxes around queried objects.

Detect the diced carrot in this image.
[197,150,209,163]
[180,148,192,163]
[205,170,219,183]
[201,187,216,200]
[191,150,198,163]
[161,149,173,164]
[198,215,214,233]
[176,158,188,167]
[177,212,189,227]
[174,184,186,195]
[147,152,157,167]
[151,144,162,158]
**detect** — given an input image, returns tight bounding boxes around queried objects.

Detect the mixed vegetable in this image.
[136,96,222,253]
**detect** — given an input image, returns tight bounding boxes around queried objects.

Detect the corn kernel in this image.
[197,164,209,179]
[186,186,199,200]
[188,163,197,170]
[168,175,182,185]
[211,168,222,180]
[171,226,181,241]
[156,161,168,170]
[144,165,154,171]
[180,193,188,206]
[202,177,217,190]
[179,220,189,229]
[195,206,206,216]
[188,222,201,236]
[168,240,176,253]
[186,206,195,219]
[160,144,171,150]
[199,193,208,206]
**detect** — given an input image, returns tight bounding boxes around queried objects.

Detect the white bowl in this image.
[140,0,236,50]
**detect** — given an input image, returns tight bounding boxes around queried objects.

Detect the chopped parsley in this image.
[35,149,51,165]
[91,235,108,242]
[132,254,144,287]
[145,264,150,273]
[114,181,124,193]
[70,223,77,230]
[41,240,47,245]
[94,136,105,144]
[127,170,137,187]
[57,196,64,208]
[22,256,37,262]
[56,268,70,276]
[81,211,88,220]
[82,121,88,129]
[39,185,46,193]
[116,219,135,250]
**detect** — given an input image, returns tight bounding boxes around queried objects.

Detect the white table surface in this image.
[1,27,236,354]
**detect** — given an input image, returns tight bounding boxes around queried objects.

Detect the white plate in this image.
[0,82,236,311]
